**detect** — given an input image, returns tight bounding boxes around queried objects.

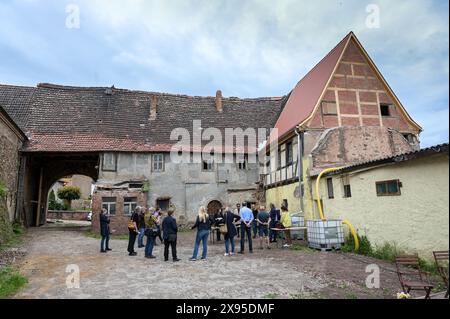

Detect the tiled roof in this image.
[269,33,351,143]
[0,84,36,132]
[0,83,284,153]
[313,143,449,177]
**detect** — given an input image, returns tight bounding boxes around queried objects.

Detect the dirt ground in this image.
[7,227,439,299]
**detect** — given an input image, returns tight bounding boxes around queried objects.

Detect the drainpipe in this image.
[295,126,305,214]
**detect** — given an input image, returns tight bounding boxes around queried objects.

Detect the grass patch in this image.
[342,234,441,276]
[0,266,28,299]
[85,231,129,241]
[0,223,26,253]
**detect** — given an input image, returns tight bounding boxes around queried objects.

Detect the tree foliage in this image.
[57,186,81,202]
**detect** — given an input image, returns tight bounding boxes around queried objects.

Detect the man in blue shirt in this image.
[239,202,254,254]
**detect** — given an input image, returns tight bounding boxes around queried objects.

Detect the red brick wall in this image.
[92,190,147,235]
[47,211,89,221]
[308,39,416,134]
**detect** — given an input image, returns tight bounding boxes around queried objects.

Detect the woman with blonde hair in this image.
[190,206,212,261]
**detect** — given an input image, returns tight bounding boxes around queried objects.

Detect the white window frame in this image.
[102,197,117,215]
[124,197,138,216]
[152,154,165,172]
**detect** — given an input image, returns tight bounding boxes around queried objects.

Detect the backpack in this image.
[128,215,136,231]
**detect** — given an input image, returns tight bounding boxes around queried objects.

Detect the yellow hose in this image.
[342,220,360,252]
[315,167,360,252]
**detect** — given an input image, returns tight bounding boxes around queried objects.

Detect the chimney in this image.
[150,95,157,121]
[216,90,223,113]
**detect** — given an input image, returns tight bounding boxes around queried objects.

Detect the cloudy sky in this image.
[0,0,448,147]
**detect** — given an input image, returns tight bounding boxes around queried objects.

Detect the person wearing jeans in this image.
[144,209,158,259]
[239,202,254,254]
[223,207,240,256]
[190,207,211,261]
[137,209,146,248]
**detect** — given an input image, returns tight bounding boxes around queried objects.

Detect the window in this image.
[203,159,214,171]
[237,155,247,170]
[322,101,338,115]
[376,180,402,196]
[152,154,165,172]
[282,199,288,210]
[343,184,352,198]
[327,178,334,199]
[286,142,293,165]
[403,134,416,144]
[102,153,117,172]
[380,104,391,117]
[124,197,138,215]
[102,197,116,215]
[156,199,170,211]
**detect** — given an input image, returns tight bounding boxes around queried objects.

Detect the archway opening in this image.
[207,200,223,216]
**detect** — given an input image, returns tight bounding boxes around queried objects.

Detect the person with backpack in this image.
[190,206,212,261]
[162,209,180,262]
[223,206,241,256]
[127,206,141,256]
[144,208,159,259]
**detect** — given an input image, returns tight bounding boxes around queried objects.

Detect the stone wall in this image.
[97,152,259,223]
[0,113,23,222]
[309,126,413,175]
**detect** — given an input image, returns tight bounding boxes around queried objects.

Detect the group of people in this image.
[99,202,293,262]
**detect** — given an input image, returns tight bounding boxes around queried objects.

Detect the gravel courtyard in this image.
[11,227,415,299]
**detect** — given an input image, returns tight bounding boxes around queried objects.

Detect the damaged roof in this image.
[0,83,284,153]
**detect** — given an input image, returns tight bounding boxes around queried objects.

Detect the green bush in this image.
[0,182,6,199]
[342,233,373,256]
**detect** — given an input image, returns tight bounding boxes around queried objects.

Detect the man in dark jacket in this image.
[127,207,140,256]
[162,209,180,262]
[269,204,281,243]
[100,208,112,253]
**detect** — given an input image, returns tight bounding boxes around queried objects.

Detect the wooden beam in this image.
[36,167,44,227]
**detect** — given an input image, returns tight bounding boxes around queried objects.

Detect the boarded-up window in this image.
[376,180,401,196]
[322,101,338,115]
[102,153,117,172]
[327,178,334,199]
